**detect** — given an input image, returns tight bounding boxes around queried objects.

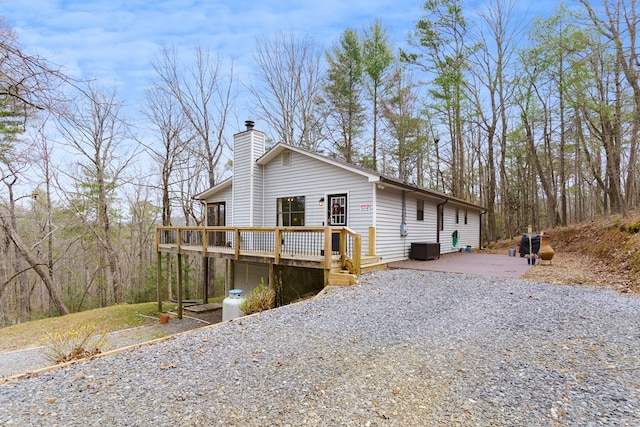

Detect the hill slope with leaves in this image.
[485,212,640,293]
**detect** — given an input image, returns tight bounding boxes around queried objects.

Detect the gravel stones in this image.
[1,269,639,426]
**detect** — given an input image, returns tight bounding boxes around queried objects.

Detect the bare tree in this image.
[250,29,324,150]
[57,83,136,305]
[0,17,68,113]
[151,45,235,190]
[143,86,191,227]
[469,0,521,240]
[0,19,70,319]
[580,0,638,214]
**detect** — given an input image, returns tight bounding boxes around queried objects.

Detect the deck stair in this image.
[329,255,384,286]
[328,268,358,286]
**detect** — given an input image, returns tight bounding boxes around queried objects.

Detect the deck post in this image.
[354,234,362,275]
[202,256,209,304]
[176,253,183,319]
[368,227,376,256]
[156,252,162,312]
[323,227,332,270]
[339,228,346,261]
[274,228,282,264]
[234,229,241,260]
[226,259,233,296]
[268,263,276,303]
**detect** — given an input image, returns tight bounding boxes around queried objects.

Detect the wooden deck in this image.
[156,226,363,272]
[155,226,380,318]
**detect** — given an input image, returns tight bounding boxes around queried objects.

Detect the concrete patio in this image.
[388,251,531,279]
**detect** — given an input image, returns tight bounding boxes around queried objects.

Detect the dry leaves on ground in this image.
[518,252,634,293]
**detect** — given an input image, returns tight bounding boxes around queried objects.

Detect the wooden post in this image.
[268,263,276,305]
[354,234,362,275]
[202,256,209,304]
[274,228,282,264]
[202,227,208,256]
[324,227,332,270]
[339,228,346,260]
[235,229,241,260]
[368,227,376,256]
[226,259,233,296]
[157,252,162,313]
[176,253,183,319]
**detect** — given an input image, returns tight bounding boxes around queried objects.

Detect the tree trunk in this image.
[0,212,69,316]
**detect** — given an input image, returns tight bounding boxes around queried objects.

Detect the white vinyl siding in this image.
[441,204,480,253]
[204,139,483,261]
[262,150,373,250]
[232,130,264,226]
[204,184,233,225]
[374,188,440,262]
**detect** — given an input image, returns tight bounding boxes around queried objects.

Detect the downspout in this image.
[479,209,487,249]
[198,199,207,224]
[191,195,207,225]
[400,190,408,237]
[436,198,448,244]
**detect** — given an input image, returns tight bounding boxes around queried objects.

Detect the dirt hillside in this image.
[484,211,640,293]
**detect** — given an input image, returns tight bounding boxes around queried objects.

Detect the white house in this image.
[189,121,484,295]
[156,121,485,312]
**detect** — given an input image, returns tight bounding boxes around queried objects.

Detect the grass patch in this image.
[0,302,177,353]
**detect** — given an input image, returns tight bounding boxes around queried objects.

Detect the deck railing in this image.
[156,226,362,273]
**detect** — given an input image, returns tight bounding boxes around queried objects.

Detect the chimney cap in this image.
[244,120,255,130]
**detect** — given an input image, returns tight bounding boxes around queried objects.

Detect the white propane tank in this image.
[222,289,245,321]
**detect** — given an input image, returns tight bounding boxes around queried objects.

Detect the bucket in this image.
[159,314,170,324]
[508,248,516,257]
[465,246,472,253]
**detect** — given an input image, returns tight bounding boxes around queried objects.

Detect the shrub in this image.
[42,323,109,364]
[240,280,275,315]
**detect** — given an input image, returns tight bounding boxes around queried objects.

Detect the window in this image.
[464,210,468,225]
[455,208,459,224]
[207,202,226,246]
[277,196,305,226]
[207,202,226,226]
[416,199,424,221]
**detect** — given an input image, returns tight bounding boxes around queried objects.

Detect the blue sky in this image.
[2,1,559,121]
[3,0,431,122]
[1,0,561,205]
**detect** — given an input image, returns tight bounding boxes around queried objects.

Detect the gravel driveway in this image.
[1,269,639,426]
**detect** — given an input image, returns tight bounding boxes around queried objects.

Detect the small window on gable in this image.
[464,209,468,225]
[417,199,424,221]
[282,151,291,167]
[455,208,459,224]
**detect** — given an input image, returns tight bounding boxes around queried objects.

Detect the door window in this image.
[328,194,347,226]
[207,202,226,246]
